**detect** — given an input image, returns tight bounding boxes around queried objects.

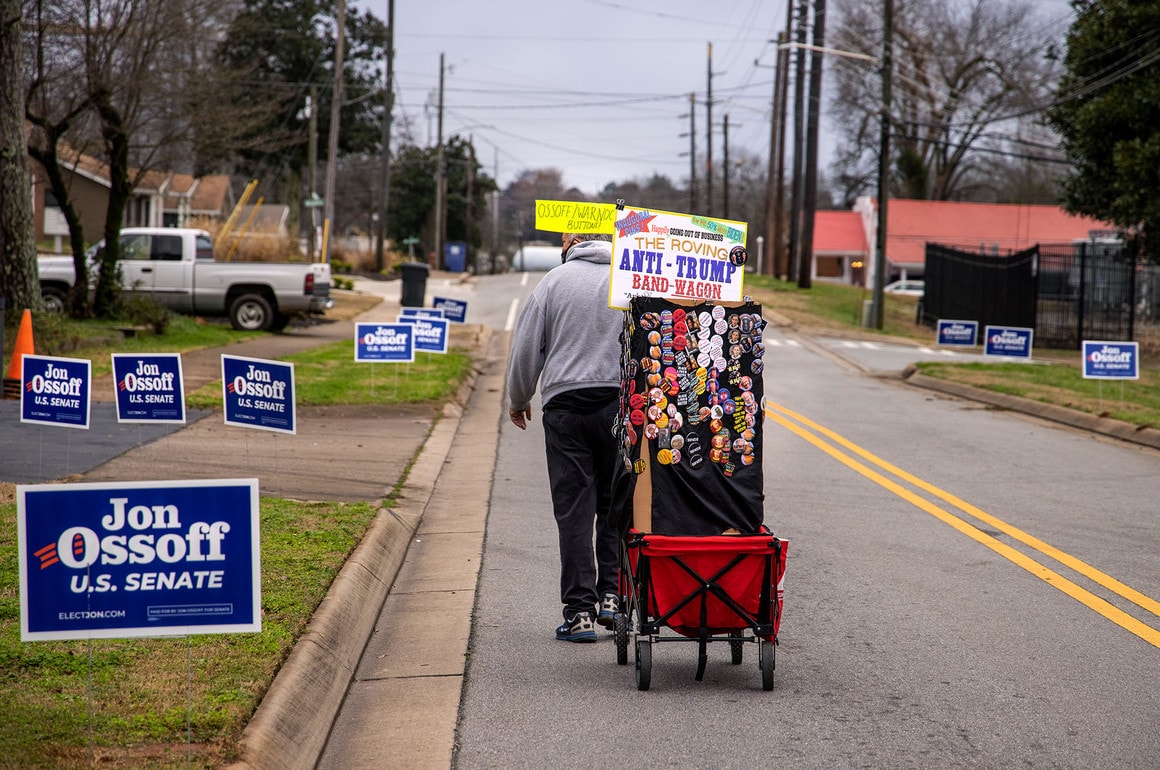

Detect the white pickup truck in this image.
[38,227,333,331]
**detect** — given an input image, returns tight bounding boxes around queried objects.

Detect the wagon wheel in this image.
[759,639,775,691]
[635,638,652,691]
[730,639,744,665]
[614,614,629,665]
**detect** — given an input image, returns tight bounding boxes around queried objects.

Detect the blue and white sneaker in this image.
[555,612,597,643]
[596,593,619,629]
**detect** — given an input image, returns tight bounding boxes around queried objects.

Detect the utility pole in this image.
[774,32,790,279]
[798,0,827,290]
[307,85,318,261]
[871,0,894,329]
[466,137,475,274]
[434,52,445,269]
[680,93,697,212]
[760,34,781,277]
[706,43,713,217]
[788,0,808,283]
[323,0,346,262]
[374,0,394,273]
[723,114,731,219]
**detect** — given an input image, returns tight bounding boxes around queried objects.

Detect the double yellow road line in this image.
[765,401,1160,649]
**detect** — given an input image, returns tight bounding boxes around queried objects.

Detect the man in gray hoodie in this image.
[507,231,623,642]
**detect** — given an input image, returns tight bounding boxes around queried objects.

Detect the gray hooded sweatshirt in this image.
[506,239,623,410]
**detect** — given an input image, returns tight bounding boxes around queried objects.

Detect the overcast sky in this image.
[353,0,1076,196]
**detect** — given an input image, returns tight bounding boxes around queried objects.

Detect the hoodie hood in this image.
[564,238,612,266]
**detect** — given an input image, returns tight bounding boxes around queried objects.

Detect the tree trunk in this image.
[28,134,92,318]
[93,91,132,318]
[0,0,40,315]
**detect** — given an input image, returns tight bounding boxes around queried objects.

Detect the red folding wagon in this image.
[614,297,785,691]
[612,528,786,691]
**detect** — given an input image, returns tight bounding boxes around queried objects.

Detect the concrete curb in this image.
[228,506,423,770]
[227,325,492,770]
[905,370,1160,451]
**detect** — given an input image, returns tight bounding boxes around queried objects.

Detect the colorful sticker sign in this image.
[1082,341,1139,379]
[609,207,749,310]
[17,478,261,640]
[355,322,415,362]
[432,296,468,323]
[20,354,91,429]
[221,355,296,434]
[936,320,979,347]
[983,326,1034,359]
[397,315,449,354]
[112,353,186,423]
[534,199,617,234]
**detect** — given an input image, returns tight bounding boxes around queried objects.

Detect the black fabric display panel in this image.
[618,297,765,535]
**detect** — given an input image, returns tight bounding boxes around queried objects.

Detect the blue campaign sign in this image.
[397,315,449,354]
[355,322,415,362]
[983,326,1034,359]
[221,355,296,434]
[399,307,445,319]
[112,353,186,423]
[936,319,978,347]
[17,478,261,640]
[432,296,468,323]
[1082,340,1139,380]
[21,354,91,429]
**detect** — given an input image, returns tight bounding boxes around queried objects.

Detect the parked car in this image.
[883,279,925,296]
[38,228,333,331]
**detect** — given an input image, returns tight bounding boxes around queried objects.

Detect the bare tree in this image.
[24,0,102,316]
[23,0,279,317]
[1,0,38,314]
[828,0,1060,204]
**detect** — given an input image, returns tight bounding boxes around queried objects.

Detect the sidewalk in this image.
[226,298,507,769]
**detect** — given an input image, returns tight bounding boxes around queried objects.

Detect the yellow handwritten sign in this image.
[534,200,617,234]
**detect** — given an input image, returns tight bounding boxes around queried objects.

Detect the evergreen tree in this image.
[1047,0,1160,253]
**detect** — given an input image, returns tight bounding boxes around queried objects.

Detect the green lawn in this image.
[743,275,1159,427]
[0,314,474,768]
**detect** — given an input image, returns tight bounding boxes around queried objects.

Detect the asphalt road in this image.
[453,273,1160,768]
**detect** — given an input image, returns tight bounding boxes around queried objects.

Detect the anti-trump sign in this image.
[609,207,748,310]
[112,353,186,423]
[221,355,296,434]
[355,322,414,362]
[17,479,261,640]
[1082,341,1139,379]
[21,354,91,429]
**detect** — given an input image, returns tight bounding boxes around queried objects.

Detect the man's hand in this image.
[509,406,531,430]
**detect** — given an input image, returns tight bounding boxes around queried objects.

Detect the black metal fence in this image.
[922,241,1160,353]
[922,244,1038,331]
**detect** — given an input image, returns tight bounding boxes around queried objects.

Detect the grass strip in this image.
[186,342,473,408]
[0,496,378,769]
[0,308,475,767]
[915,360,1160,428]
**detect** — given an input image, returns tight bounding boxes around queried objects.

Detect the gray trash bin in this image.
[399,262,429,307]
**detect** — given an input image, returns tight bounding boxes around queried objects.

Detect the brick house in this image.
[805,197,1115,288]
[30,147,234,250]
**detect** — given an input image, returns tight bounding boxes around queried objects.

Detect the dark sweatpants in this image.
[542,399,620,621]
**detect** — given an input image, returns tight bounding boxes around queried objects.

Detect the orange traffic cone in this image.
[3,309,34,399]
